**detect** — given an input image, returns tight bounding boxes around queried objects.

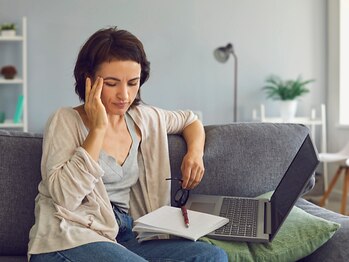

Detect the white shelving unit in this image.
[0,17,27,131]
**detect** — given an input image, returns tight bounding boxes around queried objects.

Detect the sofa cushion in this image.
[201,192,340,261]
[296,198,349,261]
[0,130,43,256]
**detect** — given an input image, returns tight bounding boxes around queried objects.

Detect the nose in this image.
[117,83,129,101]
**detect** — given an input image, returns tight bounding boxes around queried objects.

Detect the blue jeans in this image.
[30,205,228,262]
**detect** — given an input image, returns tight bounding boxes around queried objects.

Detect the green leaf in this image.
[262,75,314,100]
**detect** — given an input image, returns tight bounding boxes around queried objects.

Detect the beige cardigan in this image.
[28,104,197,255]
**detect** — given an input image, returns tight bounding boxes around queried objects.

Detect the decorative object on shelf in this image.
[262,75,314,122]
[0,23,16,37]
[213,43,238,122]
[0,111,5,123]
[1,65,17,79]
[13,95,24,124]
[280,100,298,123]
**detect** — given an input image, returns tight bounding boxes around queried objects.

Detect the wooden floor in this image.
[322,194,349,215]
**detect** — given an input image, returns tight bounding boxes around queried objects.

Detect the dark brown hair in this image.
[74,27,150,105]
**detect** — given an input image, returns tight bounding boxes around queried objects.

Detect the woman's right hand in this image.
[84,77,108,132]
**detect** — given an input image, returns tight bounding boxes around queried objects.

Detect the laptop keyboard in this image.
[215,197,259,237]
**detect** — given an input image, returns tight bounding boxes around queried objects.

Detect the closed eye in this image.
[128,80,139,86]
[104,81,118,87]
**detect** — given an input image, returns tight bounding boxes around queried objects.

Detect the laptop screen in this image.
[269,135,319,241]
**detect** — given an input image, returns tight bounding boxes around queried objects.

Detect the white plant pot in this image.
[280,100,298,122]
[1,30,16,37]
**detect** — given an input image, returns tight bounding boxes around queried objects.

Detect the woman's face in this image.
[95,60,141,115]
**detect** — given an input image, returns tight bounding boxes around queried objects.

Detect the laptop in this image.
[185,134,319,242]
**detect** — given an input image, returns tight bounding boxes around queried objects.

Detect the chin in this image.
[107,108,128,116]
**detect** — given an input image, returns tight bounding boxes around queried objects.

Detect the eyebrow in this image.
[103,77,140,82]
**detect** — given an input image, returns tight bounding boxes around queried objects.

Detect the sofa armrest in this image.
[168,123,313,199]
[0,130,43,256]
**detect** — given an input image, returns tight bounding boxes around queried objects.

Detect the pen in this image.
[181,206,190,228]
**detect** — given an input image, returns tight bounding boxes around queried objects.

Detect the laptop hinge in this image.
[264,201,272,234]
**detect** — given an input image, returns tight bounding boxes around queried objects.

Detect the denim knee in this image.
[181,241,228,262]
[200,244,228,262]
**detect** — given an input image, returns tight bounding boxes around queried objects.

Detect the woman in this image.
[28,27,227,261]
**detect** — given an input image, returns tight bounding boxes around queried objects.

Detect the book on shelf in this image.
[13,95,24,123]
[132,205,229,242]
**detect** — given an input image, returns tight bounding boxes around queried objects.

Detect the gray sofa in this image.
[0,123,348,261]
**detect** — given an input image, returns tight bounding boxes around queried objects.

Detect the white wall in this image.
[0,0,327,133]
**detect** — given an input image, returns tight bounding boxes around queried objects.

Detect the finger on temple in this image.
[85,77,91,102]
[96,77,104,97]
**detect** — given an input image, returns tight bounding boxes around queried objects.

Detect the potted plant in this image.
[1,23,16,37]
[262,75,314,122]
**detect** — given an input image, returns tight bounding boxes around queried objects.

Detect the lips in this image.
[113,102,129,109]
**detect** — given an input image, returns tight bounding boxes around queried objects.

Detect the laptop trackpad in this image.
[186,194,222,216]
[189,202,216,214]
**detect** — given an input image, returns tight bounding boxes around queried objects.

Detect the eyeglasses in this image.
[166,178,190,207]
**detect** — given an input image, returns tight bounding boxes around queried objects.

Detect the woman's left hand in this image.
[181,152,205,189]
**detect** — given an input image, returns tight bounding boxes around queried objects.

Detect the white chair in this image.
[319,142,349,215]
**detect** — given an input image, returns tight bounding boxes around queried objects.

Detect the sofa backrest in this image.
[0,130,43,256]
[168,123,310,201]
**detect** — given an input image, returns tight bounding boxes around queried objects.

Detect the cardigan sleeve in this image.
[155,107,198,134]
[39,108,104,211]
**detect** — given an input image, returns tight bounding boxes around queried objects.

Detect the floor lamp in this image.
[214,43,238,122]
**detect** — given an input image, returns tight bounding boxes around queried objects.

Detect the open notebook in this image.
[132,205,229,242]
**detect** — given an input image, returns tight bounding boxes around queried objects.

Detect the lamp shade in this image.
[214,43,233,63]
